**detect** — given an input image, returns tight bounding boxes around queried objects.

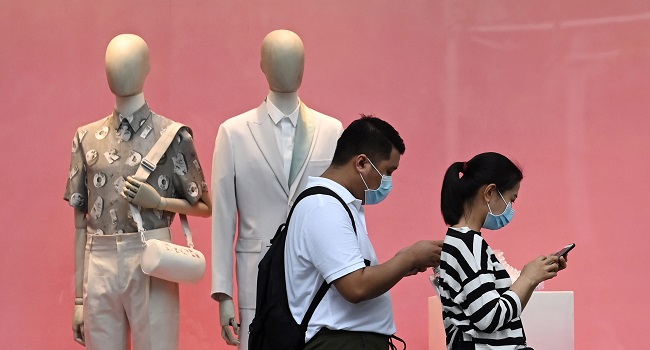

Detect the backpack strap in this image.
[285,186,356,232]
[286,186,358,334]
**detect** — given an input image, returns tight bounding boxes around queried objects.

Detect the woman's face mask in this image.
[482,190,515,230]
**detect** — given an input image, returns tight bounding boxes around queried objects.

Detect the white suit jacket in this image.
[211,101,343,309]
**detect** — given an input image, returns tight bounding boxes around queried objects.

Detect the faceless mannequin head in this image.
[260,30,305,93]
[105,34,150,97]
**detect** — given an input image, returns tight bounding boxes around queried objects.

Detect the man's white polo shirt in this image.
[284,176,396,343]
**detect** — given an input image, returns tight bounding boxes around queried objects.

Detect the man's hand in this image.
[72,304,85,345]
[400,240,443,272]
[219,298,240,346]
[121,176,164,209]
[405,266,428,276]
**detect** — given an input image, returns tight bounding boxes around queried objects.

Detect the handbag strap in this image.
[129,122,195,249]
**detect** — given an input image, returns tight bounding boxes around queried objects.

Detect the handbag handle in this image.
[128,122,195,249]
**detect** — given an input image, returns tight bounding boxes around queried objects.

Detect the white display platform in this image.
[429,291,574,350]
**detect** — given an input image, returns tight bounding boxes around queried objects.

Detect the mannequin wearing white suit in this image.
[211,30,343,348]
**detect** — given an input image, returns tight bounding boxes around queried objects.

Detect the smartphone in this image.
[554,243,575,258]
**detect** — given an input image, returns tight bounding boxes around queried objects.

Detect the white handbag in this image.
[129,122,206,284]
[139,217,206,284]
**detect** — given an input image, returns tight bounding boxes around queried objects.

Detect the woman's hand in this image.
[558,256,567,271]
[520,255,560,285]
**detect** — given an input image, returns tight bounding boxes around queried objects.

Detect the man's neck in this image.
[268,90,299,115]
[321,167,363,202]
[115,92,145,117]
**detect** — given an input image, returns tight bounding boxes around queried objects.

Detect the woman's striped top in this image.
[436,227,529,350]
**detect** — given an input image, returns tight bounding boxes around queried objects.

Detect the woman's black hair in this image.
[440,152,523,226]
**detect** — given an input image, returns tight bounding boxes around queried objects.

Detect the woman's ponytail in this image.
[441,161,466,225]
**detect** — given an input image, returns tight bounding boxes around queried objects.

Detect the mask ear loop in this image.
[489,190,509,216]
[360,156,382,190]
[358,172,370,190]
[367,158,382,176]
[486,201,494,215]
[497,190,509,206]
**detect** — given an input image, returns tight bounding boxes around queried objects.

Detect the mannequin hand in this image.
[219,298,240,345]
[72,304,85,345]
[121,176,163,209]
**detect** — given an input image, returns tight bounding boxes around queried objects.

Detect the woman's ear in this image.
[483,184,497,203]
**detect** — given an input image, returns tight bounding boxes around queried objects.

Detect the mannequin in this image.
[67,34,211,350]
[211,30,343,349]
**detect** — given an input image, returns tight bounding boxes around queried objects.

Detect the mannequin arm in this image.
[210,124,239,345]
[164,190,211,218]
[122,176,212,217]
[73,209,86,345]
[216,294,240,345]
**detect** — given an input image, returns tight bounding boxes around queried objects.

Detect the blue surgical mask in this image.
[482,191,515,230]
[359,158,392,205]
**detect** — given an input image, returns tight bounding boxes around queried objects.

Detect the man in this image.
[285,115,443,349]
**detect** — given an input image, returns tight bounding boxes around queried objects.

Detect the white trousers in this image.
[83,229,179,350]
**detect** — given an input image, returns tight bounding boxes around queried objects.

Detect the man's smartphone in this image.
[554,243,575,258]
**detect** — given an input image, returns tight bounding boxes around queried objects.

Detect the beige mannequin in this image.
[215,29,304,346]
[71,33,210,346]
[211,29,344,349]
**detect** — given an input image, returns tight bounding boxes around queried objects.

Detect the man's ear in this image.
[354,154,368,173]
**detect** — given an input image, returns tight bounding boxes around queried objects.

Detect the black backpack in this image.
[248,186,357,350]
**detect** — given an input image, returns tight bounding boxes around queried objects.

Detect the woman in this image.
[435,152,567,350]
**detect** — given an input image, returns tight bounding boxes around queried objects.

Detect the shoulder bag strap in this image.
[129,122,195,248]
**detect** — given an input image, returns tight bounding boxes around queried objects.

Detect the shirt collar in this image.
[448,226,481,236]
[306,176,363,211]
[110,102,152,132]
[266,97,300,127]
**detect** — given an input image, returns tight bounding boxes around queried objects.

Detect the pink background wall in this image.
[1,1,649,349]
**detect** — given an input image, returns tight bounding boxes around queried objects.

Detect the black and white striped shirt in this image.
[436,227,527,350]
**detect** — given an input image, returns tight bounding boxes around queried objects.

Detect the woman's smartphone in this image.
[554,243,575,258]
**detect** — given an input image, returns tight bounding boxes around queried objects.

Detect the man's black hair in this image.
[331,115,405,166]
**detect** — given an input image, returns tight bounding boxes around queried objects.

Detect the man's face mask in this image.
[482,190,515,230]
[359,157,392,205]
